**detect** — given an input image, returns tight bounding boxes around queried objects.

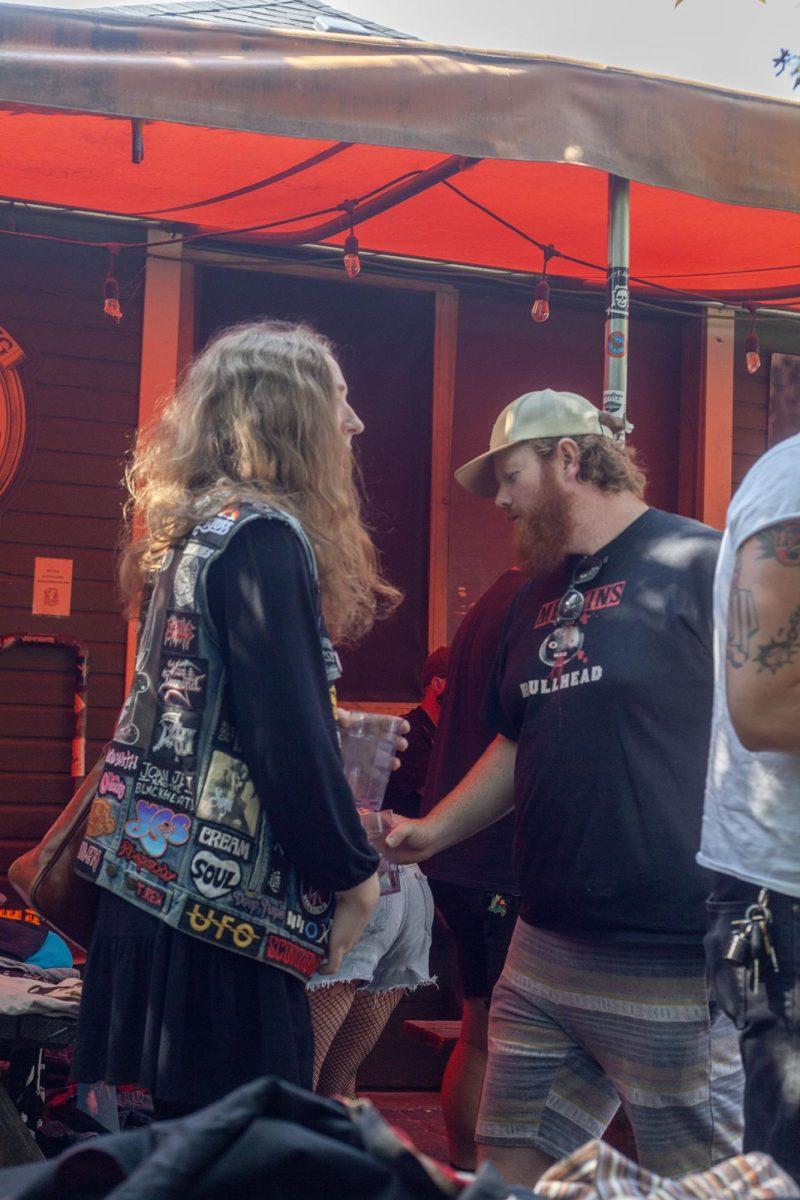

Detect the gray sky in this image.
[342,0,798,98]
[2,0,798,100]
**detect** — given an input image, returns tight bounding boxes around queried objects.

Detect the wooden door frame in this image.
[677,304,735,530]
[127,245,459,698]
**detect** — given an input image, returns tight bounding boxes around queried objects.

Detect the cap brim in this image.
[453,447,502,497]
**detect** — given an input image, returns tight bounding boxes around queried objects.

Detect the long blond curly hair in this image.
[119,320,401,645]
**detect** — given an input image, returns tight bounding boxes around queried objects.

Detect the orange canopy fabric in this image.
[0,5,799,304]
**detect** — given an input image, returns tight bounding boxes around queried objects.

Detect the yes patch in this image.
[125,799,191,858]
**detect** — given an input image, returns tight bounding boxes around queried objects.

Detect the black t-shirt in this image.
[485,508,721,938]
[421,569,526,894]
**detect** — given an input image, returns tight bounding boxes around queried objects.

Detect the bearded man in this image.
[387,390,743,1185]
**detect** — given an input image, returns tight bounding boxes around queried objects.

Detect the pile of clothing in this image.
[0,1077,795,1200]
[0,906,80,1024]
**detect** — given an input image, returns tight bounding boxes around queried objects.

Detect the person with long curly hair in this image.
[72,320,401,1117]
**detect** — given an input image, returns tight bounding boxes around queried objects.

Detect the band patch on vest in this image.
[158,656,208,712]
[197,751,259,837]
[179,900,266,958]
[189,848,242,900]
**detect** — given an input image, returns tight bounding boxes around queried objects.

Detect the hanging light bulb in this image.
[745,332,761,375]
[103,247,123,322]
[341,200,361,279]
[745,307,761,374]
[343,232,361,279]
[531,278,550,323]
[531,245,556,323]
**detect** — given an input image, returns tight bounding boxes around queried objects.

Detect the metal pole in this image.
[602,175,631,440]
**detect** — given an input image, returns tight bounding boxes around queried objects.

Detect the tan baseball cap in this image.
[454,389,612,497]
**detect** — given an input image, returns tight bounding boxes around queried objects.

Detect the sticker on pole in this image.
[607,331,626,358]
[607,268,629,318]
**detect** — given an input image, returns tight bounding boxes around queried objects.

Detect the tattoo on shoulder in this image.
[754,605,800,675]
[756,522,800,567]
[727,552,759,669]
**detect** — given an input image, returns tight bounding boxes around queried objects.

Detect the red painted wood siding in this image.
[0,231,143,880]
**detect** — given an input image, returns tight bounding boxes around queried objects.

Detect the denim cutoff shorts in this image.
[307,864,435,992]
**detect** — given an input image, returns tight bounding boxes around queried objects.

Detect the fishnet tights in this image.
[309,980,404,1099]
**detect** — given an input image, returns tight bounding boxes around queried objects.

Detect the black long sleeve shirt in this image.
[206,519,378,893]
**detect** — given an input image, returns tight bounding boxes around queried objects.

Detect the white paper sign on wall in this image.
[32,557,73,618]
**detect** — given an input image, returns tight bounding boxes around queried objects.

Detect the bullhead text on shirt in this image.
[520,665,603,697]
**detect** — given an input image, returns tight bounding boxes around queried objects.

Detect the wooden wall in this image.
[0,231,143,881]
[732,313,800,489]
[447,286,684,641]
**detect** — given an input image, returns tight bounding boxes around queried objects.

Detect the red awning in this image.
[1,6,799,304]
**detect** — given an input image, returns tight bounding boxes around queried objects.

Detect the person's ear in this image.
[432,675,447,696]
[557,437,581,482]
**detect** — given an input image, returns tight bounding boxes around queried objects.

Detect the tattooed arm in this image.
[726,520,800,753]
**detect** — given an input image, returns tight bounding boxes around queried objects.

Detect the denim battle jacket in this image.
[75,503,341,981]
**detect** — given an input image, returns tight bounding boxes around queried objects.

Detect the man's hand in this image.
[385,735,516,865]
[383,817,441,864]
[318,871,380,975]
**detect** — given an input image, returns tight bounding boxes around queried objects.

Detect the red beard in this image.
[514,462,576,578]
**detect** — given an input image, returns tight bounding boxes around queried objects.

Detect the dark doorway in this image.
[198,267,435,703]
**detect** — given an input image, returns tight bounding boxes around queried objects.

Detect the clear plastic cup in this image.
[339,710,405,812]
[359,808,401,896]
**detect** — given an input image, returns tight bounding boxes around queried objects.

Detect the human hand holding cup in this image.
[337,709,409,894]
[335,709,409,809]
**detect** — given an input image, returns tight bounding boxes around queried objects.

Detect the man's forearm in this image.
[423,734,516,854]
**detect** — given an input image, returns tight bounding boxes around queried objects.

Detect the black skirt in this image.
[72,890,313,1109]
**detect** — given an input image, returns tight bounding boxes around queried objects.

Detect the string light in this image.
[103,246,123,322]
[1,184,798,322]
[342,201,361,278]
[531,246,556,322]
[745,305,761,374]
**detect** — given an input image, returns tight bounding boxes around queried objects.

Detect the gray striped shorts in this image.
[477,919,744,1176]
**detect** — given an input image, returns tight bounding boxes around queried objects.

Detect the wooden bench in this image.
[403,1019,461,1054]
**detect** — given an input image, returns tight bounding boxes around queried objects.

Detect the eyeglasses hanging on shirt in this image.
[539,554,607,668]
